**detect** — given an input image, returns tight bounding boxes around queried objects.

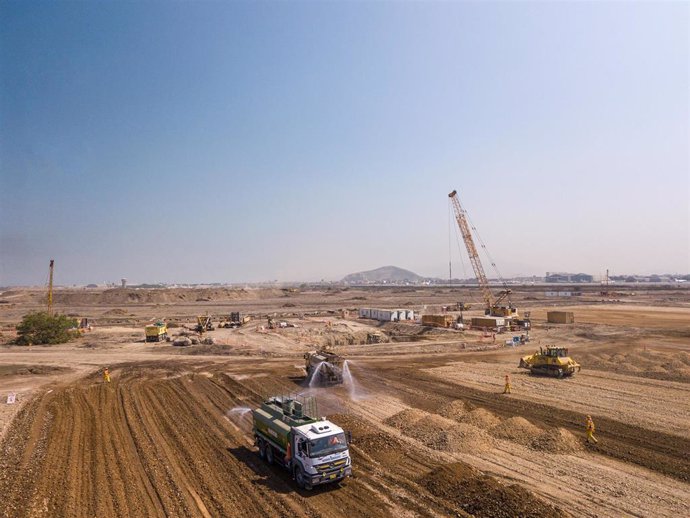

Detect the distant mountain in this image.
[341,266,424,284]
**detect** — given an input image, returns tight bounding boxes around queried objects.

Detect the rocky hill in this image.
[342,266,424,284]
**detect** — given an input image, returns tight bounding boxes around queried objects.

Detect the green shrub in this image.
[15,312,79,345]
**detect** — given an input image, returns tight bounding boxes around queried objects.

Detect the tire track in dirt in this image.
[1,362,493,518]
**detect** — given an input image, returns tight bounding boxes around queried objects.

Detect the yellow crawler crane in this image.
[519,346,581,378]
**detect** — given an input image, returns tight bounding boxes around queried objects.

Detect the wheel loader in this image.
[519,346,580,378]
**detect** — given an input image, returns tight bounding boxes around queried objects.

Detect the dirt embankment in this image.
[0,287,289,308]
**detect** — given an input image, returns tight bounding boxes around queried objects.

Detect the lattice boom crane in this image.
[448,190,493,309]
[448,190,519,319]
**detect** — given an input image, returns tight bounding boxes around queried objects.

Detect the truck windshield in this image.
[309,433,347,458]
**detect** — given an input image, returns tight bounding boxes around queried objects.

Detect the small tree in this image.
[15,312,79,345]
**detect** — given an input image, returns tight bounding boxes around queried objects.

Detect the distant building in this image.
[545,272,593,283]
[121,278,127,288]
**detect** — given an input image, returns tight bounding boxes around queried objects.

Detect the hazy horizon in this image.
[2,1,688,286]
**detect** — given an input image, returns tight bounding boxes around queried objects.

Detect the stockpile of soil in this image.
[530,427,583,454]
[438,399,468,420]
[420,462,566,518]
[490,417,542,446]
[332,413,404,461]
[579,349,690,382]
[385,409,494,452]
[297,327,376,346]
[462,408,502,428]
[383,408,427,429]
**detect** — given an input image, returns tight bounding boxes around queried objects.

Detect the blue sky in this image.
[1,1,688,285]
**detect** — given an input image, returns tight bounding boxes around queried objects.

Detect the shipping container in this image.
[471,316,506,328]
[421,314,454,328]
[547,311,575,324]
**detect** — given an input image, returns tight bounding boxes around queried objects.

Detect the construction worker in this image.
[586,415,598,444]
[503,374,511,394]
[103,367,111,383]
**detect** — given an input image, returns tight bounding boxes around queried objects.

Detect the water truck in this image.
[252,395,352,490]
[304,349,345,386]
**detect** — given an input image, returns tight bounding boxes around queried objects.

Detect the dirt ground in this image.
[0,285,689,517]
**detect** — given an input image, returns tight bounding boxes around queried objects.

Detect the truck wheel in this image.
[294,466,310,490]
[265,444,274,465]
[258,439,266,460]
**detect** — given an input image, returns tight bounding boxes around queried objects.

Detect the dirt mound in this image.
[462,408,502,428]
[103,308,127,316]
[490,417,542,445]
[530,427,583,454]
[384,408,428,429]
[438,399,468,420]
[385,409,494,452]
[421,462,566,518]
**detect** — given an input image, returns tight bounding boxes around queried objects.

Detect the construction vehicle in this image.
[519,346,581,377]
[457,302,471,311]
[71,317,92,333]
[448,190,520,320]
[145,321,169,342]
[304,348,345,386]
[267,316,276,329]
[195,315,214,333]
[253,395,352,490]
[220,312,251,328]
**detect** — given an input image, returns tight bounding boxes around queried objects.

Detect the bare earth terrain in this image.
[0,285,689,517]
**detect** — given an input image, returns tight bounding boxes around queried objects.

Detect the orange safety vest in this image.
[285,441,292,461]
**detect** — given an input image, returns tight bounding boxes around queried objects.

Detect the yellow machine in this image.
[195,315,214,333]
[145,322,168,342]
[74,318,92,333]
[519,346,581,378]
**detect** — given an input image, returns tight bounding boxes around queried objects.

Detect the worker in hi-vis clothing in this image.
[503,374,511,394]
[586,415,598,444]
[103,367,111,383]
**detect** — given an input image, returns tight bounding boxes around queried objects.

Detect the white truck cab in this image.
[292,421,352,489]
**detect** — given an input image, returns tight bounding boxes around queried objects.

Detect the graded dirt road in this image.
[0,286,689,517]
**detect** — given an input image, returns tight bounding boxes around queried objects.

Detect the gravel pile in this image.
[530,427,583,454]
[385,409,495,452]
[490,417,541,445]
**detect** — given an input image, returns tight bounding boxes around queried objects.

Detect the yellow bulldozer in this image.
[519,346,581,378]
